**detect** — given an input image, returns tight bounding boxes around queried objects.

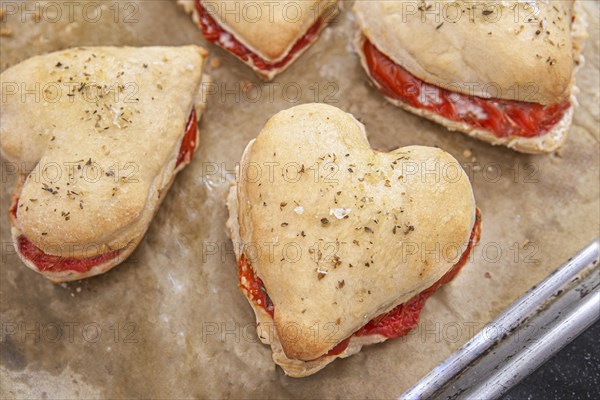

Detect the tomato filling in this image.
[238,255,275,317]
[10,110,198,274]
[17,236,121,273]
[8,197,122,273]
[195,0,323,72]
[177,108,198,168]
[362,37,570,138]
[238,209,481,358]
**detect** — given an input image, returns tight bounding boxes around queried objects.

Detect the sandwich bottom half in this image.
[226,185,482,377]
[354,31,586,154]
[8,105,203,283]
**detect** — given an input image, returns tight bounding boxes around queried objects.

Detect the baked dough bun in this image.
[178,0,338,80]
[227,103,477,375]
[1,46,208,281]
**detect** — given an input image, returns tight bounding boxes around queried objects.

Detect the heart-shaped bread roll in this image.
[1,46,208,282]
[178,0,338,80]
[227,103,480,377]
[353,0,588,153]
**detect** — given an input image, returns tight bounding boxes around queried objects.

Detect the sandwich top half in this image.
[354,0,587,153]
[1,45,207,281]
[227,103,479,376]
[179,0,338,80]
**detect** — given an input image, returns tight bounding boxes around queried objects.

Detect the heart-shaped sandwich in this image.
[227,103,481,377]
[354,1,588,153]
[178,0,338,80]
[1,46,208,282]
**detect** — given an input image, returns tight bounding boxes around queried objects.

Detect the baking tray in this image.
[403,239,600,399]
[1,1,599,398]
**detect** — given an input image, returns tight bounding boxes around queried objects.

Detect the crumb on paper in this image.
[521,239,530,248]
[554,150,563,158]
[484,272,492,279]
[463,149,472,158]
[242,81,254,92]
[210,57,221,69]
[0,26,13,37]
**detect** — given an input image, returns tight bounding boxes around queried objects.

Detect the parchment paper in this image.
[0,1,598,398]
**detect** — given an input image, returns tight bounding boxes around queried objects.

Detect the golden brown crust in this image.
[229,103,476,361]
[0,46,207,276]
[178,0,338,80]
[353,0,577,105]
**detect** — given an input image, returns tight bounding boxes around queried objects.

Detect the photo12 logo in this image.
[1,321,139,344]
[398,1,541,24]
[200,81,339,104]
[1,239,140,265]
[200,1,339,24]
[1,1,139,24]
[2,159,140,185]
[200,320,341,346]
[1,80,140,105]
